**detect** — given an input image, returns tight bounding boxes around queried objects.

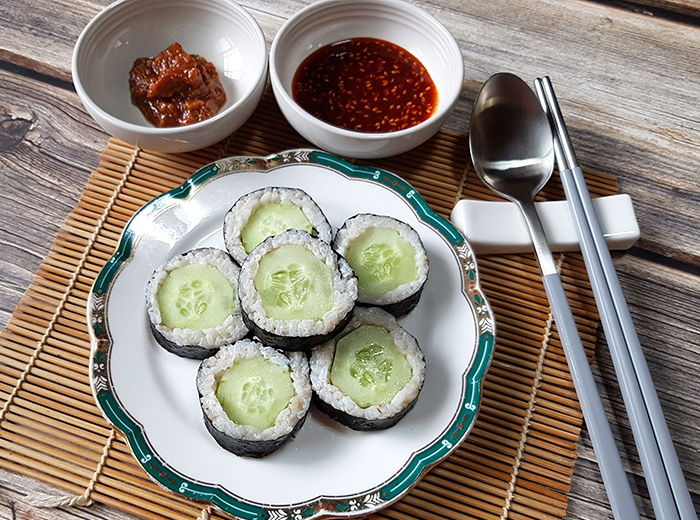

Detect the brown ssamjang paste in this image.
[129,42,227,127]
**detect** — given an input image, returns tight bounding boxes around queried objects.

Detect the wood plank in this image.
[567,255,700,519]
[0,0,698,519]
[1,0,698,263]
[601,0,700,18]
[0,501,11,520]
[0,64,105,327]
[0,0,103,83]
[416,0,700,263]
[0,468,142,520]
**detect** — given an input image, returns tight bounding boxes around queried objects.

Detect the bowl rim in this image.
[71,0,268,135]
[269,0,464,140]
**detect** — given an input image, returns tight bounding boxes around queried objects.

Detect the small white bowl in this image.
[269,0,463,159]
[72,0,267,153]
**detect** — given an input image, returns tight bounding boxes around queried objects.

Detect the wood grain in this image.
[568,256,700,519]
[0,0,698,519]
[0,468,141,520]
[1,0,698,263]
[596,0,700,18]
[0,64,103,328]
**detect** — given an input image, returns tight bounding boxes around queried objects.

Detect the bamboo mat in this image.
[0,90,616,520]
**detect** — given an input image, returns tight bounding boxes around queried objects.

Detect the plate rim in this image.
[88,149,496,519]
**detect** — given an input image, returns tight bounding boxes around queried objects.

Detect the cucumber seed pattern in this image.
[240,376,274,415]
[350,344,393,387]
[176,279,213,318]
[270,264,312,308]
[256,213,315,240]
[240,203,316,254]
[258,215,290,241]
[360,244,402,281]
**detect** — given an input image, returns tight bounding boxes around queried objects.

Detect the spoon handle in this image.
[517,200,641,520]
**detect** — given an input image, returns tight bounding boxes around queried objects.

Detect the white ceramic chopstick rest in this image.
[450,194,639,254]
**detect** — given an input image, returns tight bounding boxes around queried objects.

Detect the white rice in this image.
[239,230,357,337]
[309,307,425,421]
[146,248,248,349]
[223,187,333,265]
[197,339,311,441]
[333,214,428,305]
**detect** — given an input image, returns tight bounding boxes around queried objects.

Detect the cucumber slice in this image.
[345,228,418,299]
[215,356,295,431]
[330,324,412,408]
[241,203,314,253]
[157,264,235,329]
[253,244,333,320]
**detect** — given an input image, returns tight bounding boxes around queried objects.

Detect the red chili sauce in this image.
[292,37,438,133]
[129,43,227,127]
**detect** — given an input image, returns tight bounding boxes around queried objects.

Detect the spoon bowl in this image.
[469,73,554,201]
[467,72,640,520]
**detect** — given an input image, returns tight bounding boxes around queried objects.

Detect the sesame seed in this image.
[291,37,437,133]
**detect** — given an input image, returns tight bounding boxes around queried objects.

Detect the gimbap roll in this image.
[197,339,311,457]
[238,229,357,351]
[146,248,248,359]
[310,307,425,430]
[223,187,332,265]
[333,214,429,317]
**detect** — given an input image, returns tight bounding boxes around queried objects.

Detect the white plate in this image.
[89,150,495,519]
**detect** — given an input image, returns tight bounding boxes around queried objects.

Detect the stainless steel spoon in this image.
[469,72,640,520]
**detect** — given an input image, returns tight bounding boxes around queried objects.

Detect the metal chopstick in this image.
[534,77,697,520]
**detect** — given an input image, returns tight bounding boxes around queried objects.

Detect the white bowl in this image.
[269,0,463,159]
[72,0,267,153]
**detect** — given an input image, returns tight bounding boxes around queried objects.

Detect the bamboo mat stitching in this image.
[0,146,139,426]
[453,165,468,208]
[0,121,614,520]
[2,146,138,506]
[499,254,563,520]
[26,428,116,508]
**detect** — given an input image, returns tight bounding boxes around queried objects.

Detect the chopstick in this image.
[534,77,697,520]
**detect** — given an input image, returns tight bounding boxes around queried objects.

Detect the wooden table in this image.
[1,0,698,519]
